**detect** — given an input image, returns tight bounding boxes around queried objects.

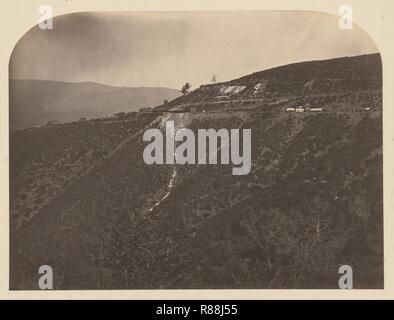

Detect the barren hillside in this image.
[10,53,383,289]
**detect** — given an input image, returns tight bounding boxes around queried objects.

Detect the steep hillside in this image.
[160,53,381,110]
[9,80,180,131]
[10,54,383,289]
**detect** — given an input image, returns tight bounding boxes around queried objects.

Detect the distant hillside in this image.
[9,80,180,131]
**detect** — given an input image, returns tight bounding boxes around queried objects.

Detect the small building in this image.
[46,120,59,126]
[181,106,191,112]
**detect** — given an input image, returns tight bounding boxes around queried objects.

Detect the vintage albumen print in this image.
[9,11,383,290]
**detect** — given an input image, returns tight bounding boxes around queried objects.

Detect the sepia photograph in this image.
[8,10,383,290]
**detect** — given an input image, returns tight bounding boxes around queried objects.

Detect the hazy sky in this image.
[10,11,378,89]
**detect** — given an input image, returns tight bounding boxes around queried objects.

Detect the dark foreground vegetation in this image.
[10,54,383,289]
